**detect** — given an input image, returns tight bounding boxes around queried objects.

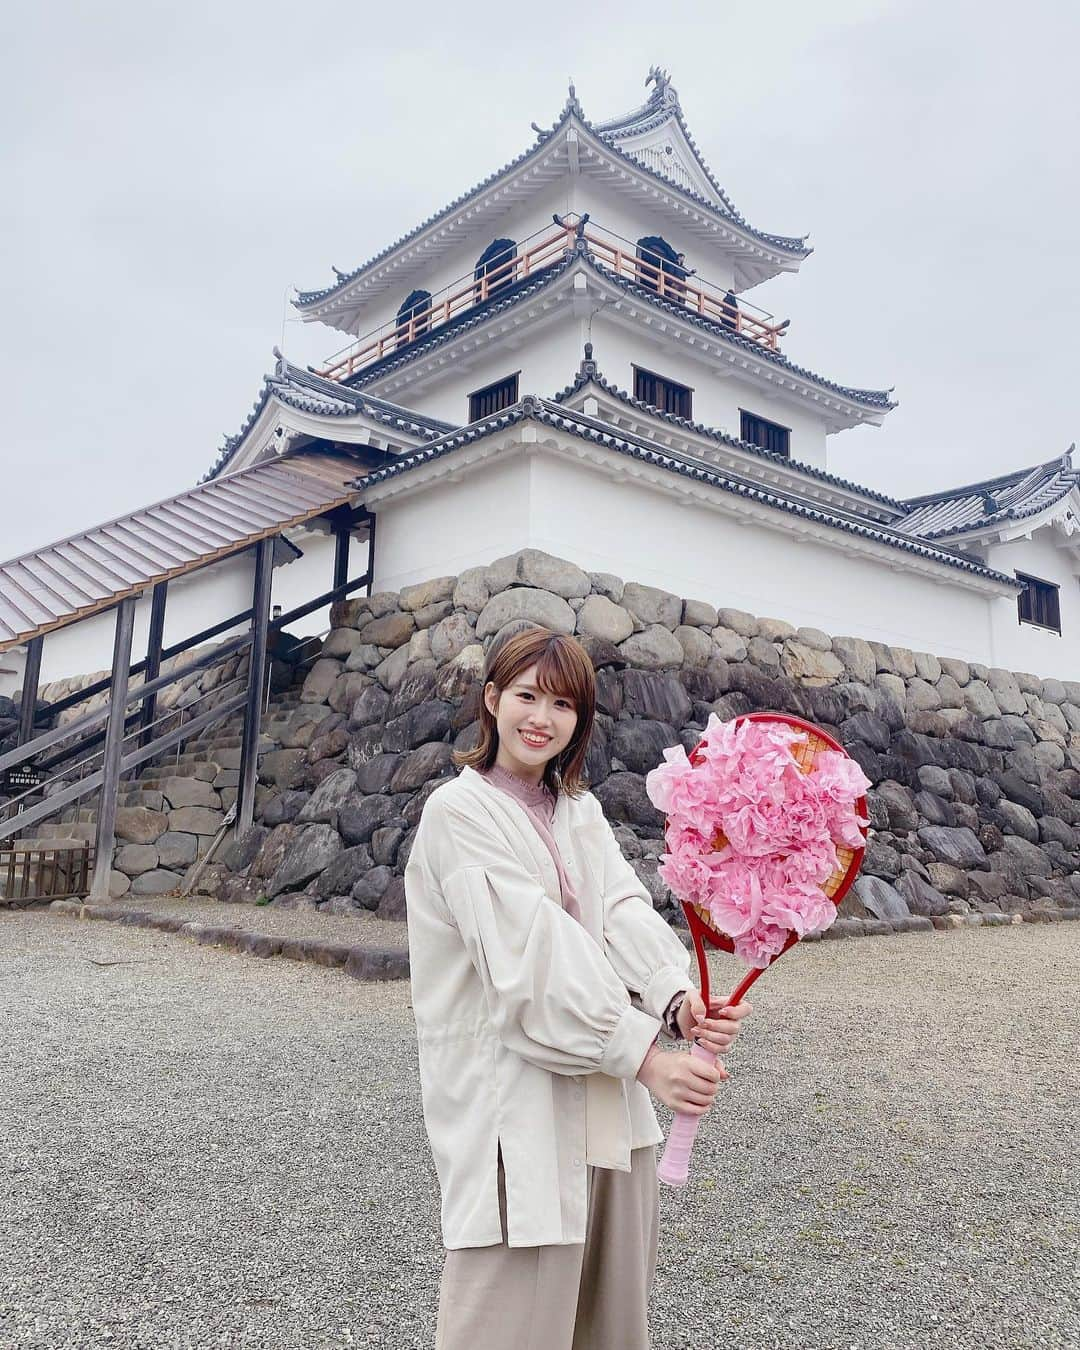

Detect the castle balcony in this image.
[315,215,788,384]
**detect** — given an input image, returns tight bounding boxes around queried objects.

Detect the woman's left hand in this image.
[676,991,751,1055]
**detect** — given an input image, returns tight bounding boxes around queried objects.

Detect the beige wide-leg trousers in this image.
[435,1146,659,1350]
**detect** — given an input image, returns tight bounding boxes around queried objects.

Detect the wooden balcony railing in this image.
[316,215,787,383]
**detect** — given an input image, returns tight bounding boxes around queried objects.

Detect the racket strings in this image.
[693,728,853,938]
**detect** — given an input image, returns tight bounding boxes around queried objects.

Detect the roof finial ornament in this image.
[331,265,347,280]
[580,341,597,379]
[272,345,287,378]
[646,66,677,107]
[979,489,998,516]
[564,77,584,118]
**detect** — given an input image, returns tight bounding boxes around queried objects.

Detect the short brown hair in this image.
[453,626,596,796]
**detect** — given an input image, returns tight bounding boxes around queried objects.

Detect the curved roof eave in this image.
[205,357,456,482]
[353,397,1015,589]
[338,249,893,416]
[553,362,903,511]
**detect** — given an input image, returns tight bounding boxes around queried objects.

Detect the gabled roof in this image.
[593,68,763,233]
[0,452,362,651]
[553,353,904,514]
[353,396,1016,590]
[294,75,808,312]
[897,449,1079,540]
[206,356,456,481]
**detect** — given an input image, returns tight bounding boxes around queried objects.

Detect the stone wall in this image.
[202,550,1080,934]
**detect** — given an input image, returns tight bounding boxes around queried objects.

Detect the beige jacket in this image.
[404,765,691,1249]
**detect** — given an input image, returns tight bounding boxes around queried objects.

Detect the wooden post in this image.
[17,636,43,747]
[138,581,168,749]
[333,522,351,592]
[364,511,377,595]
[89,597,137,900]
[236,538,274,834]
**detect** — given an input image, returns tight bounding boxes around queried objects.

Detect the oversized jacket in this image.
[404,765,692,1249]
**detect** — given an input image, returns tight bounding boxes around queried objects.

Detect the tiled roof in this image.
[589,258,894,410]
[205,357,456,480]
[354,397,1016,588]
[335,247,893,414]
[897,450,1079,540]
[590,71,806,249]
[294,79,806,309]
[553,359,904,511]
[334,253,575,390]
[0,452,362,650]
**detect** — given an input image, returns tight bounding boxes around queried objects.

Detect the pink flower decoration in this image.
[645,715,870,968]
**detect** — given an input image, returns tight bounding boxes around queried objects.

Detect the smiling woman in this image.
[403,624,751,1349]
[453,626,596,794]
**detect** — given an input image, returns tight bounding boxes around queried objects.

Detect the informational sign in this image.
[2,765,47,794]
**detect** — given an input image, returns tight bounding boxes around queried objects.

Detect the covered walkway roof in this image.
[0,451,361,651]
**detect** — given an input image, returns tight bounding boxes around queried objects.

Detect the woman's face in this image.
[483,663,579,784]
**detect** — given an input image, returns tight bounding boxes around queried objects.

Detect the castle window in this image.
[740,410,790,458]
[474,239,517,302]
[635,236,688,300]
[395,289,432,346]
[1016,573,1061,633]
[633,367,693,420]
[469,372,519,422]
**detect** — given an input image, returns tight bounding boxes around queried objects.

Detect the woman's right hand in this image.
[636,1047,724,1116]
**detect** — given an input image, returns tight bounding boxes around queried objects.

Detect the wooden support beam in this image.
[365,510,377,596]
[236,538,274,835]
[17,636,43,746]
[89,597,137,900]
[138,580,168,750]
[333,523,351,592]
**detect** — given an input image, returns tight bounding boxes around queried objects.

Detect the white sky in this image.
[3,0,1078,558]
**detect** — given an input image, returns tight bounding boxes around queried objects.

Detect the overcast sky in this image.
[4,0,1077,559]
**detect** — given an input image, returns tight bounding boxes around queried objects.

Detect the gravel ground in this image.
[1,914,1077,1350]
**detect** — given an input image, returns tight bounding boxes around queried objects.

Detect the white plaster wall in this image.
[382,317,587,425]
[590,314,830,468]
[369,444,996,662]
[372,454,534,593]
[983,530,1080,679]
[19,528,359,690]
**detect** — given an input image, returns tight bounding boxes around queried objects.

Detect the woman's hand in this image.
[637,1047,724,1116]
[676,992,752,1055]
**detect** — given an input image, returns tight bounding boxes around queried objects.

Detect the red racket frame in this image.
[680,711,868,1013]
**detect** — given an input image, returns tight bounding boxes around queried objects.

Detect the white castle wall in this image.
[984,529,1080,679]
[587,314,830,468]
[369,445,996,663]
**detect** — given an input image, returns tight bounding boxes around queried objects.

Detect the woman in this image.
[405,625,751,1349]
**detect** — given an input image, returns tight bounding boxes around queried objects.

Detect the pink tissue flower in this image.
[645,715,870,968]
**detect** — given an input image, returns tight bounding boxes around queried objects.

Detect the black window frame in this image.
[633,366,693,420]
[474,238,518,303]
[394,289,432,348]
[468,372,520,422]
[740,409,791,459]
[1016,572,1062,634]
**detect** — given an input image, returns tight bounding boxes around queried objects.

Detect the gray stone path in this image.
[1,913,1077,1349]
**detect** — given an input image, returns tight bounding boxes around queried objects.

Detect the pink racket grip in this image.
[656,1043,717,1188]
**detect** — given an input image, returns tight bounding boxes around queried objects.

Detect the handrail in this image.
[0,691,247,844]
[317,221,577,382]
[315,214,789,384]
[0,633,253,777]
[20,564,374,769]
